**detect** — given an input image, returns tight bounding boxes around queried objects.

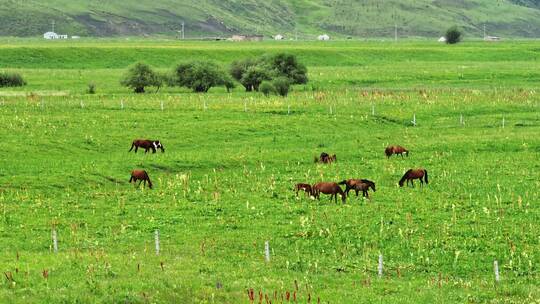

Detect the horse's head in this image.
[369,182,376,192]
[398,180,404,187]
[154,140,165,152]
[331,154,337,162]
[341,192,346,203]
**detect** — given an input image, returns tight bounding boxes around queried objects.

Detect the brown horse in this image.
[399,169,428,187]
[338,179,376,198]
[312,182,346,203]
[385,145,409,158]
[129,170,153,189]
[129,139,165,154]
[314,152,337,164]
[295,183,313,197]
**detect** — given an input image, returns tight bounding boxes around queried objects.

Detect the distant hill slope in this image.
[1,0,540,38]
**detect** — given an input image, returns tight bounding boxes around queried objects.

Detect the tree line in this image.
[120,53,308,97]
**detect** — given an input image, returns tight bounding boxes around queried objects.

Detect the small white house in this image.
[484,36,500,42]
[438,36,447,43]
[274,34,284,40]
[43,32,59,39]
[317,34,330,41]
[71,36,80,39]
[43,32,68,40]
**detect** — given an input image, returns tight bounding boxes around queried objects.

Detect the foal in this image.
[312,182,346,203]
[295,183,313,197]
[398,169,428,187]
[129,170,153,189]
[339,179,376,198]
[129,139,165,154]
[314,152,337,164]
[385,145,409,158]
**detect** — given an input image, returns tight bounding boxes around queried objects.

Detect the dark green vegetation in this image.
[0,72,26,87]
[172,60,232,93]
[120,62,163,93]
[0,40,539,303]
[445,26,463,45]
[2,0,540,38]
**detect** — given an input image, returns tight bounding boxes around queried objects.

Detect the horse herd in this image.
[128,140,428,203]
[296,146,428,203]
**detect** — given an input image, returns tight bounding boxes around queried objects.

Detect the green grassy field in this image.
[0,40,539,303]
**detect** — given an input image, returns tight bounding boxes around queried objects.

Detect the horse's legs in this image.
[134,146,139,153]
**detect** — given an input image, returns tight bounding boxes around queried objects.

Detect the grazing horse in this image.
[129,170,153,189]
[315,152,337,164]
[129,139,165,154]
[338,179,376,198]
[312,182,346,203]
[295,183,313,197]
[399,169,428,187]
[385,145,409,158]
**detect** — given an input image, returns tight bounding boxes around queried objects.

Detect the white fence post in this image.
[378,254,383,277]
[120,100,124,110]
[52,229,58,253]
[494,260,500,282]
[411,114,417,126]
[155,230,160,255]
[160,100,164,111]
[264,241,270,262]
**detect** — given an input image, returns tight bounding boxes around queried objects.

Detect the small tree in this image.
[267,53,308,84]
[120,62,162,93]
[272,77,291,97]
[230,58,257,91]
[259,81,275,97]
[172,61,229,93]
[240,66,271,92]
[445,26,462,44]
[0,72,26,87]
[223,75,236,93]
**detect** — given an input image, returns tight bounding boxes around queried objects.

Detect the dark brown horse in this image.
[314,152,337,164]
[338,179,376,198]
[129,139,165,154]
[295,183,313,197]
[399,169,428,187]
[385,145,409,158]
[312,182,346,203]
[129,170,153,189]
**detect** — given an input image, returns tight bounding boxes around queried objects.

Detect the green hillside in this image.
[1,0,540,38]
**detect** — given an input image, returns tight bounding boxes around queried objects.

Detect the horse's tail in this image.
[338,180,347,185]
[398,169,412,187]
[424,169,428,184]
[147,177,153,189]
[129,142,135,152]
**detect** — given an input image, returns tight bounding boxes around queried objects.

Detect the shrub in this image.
[240,66,271,92]
[445,26,462,44]
[223,75,236,93]
[229,53,308,92]
[259,81,275,97]
[272,77,291,97]
[172,61,229,93]
[87,83,96,94]
[0,72,26,87]
[266,53,308,84]
[120,62,162,93]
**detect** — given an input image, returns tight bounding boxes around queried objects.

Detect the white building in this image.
[43,32,59,39]
[438,36,447,42]
[317,34,330,41]
[43,32,68,40]
[274,34,284,40]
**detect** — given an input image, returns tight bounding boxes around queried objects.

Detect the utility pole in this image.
[394,23,397,42]
[51,20,55,32]
[483,24,486,39]
[182,21,185,39]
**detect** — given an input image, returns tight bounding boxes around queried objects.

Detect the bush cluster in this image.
[120,53,306,96]
[0,72,26,87]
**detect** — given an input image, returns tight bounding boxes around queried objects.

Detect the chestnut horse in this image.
[385,145,409,158]
[314,152,337,164]
[295,183,313,197]
[338,179,376,198]
[129,139,165,154]
[129,170,153,189]
[398,169,428,187]
[312,182,346,203]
